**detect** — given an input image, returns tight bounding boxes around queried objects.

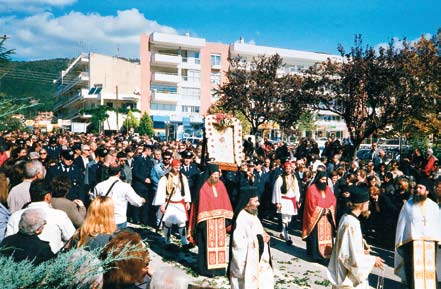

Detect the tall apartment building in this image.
[140,32,229,139]
[54,53,141,132]
[140,32,347,139]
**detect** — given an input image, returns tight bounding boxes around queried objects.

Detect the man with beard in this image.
[188,164,234,277]
[395,179,441,289]
[228,186,274,289]
[327,184,384,289]
[302,171,336,262]
[272,161,301,245]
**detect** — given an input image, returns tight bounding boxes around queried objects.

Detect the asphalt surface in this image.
[130,216,406,289]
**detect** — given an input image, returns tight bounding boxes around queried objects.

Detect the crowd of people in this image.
[0,129,439,289]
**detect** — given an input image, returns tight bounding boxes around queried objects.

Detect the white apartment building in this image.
[54,53,141,132]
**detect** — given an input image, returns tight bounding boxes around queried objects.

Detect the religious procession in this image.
[0,113,440,289]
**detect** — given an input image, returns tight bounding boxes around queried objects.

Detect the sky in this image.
[0,0,439,61]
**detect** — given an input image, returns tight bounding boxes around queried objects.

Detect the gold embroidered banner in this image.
[413,240,437,289]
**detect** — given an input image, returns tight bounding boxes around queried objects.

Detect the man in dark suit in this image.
[180,150,200,201]
[44,136,61,161]
[45,149,85,202]
[130,144,154,225]
[0,208,54,265]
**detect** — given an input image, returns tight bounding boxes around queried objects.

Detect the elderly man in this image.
[395,179,441,289]
[7,160,46,214]
[0,208,54,264]
[153,159,191,249]
[229,186,274,289]
[302,171,336,262]
[6,180,75,253]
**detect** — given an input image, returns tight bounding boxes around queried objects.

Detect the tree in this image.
[392,30,441,146]
[303,35,435,157]
[214,54,306,135]
[0,36,14,64]
[137,113,154,136]
[122,110,139,133]
[81,105,111,133]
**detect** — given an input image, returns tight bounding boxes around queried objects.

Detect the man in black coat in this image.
[130,144,154,225]
[180,150,200,201]
[45,149,85,202]
[44,136,61,161]
[0,208,54,265]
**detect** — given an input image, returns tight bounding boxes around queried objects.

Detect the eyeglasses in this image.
[163,158,171,160]
[40,152,47,155]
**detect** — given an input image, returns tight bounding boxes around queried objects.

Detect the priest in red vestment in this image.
[302,171,337,262]
[188,163,234,277]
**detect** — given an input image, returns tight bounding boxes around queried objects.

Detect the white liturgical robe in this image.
[394,197,441,283]
[327,213,376,289]
[230,209,274,289]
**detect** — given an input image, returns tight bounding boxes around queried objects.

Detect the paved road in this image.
[131,217,406,289]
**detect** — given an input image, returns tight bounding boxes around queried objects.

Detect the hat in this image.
[181,150,194,159]
[240,186,258,200]
[61,149,75,160]
[247,160,255,167]
[171,159,181,167]
[96,147,109,158]
[283,161,293,169]
[234,186,259,215]
[116,151,127,159]
[72,143,81,151]
[349,184,370,204]
[417,178,433,191]
[314,171,327,183]
[207,163,220,175]
[143,143,153,150]
[49,136,57,144]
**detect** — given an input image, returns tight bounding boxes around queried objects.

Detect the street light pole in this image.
[165,121,170,142]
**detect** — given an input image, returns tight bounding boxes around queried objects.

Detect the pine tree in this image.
[137,113,154,137]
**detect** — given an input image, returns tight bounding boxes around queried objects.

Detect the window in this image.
[182,105,200,113]
[181,88,200,100]
[210,72,221,84]
[151,84,177,93]
[88,85,103,95]
[151,102,177,111]
[194,52,200,64]
[183,70,200,82]
[106,102,114,108]
[211,54,221,66]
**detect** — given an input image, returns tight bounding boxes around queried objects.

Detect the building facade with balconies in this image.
[140,32,229,139]
[140,33,348,139]
[54,53,141,132]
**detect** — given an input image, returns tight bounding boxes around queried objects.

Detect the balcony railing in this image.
[151,53,182,66]
[151,90,179,103]
[152,72,180,83]
[54,72,89,97]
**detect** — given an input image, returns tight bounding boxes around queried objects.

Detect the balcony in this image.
[150,32,206,49]
[151,90,179,103]
[54,72,89,97]
[151,53,182,66]
[152,72,180,83]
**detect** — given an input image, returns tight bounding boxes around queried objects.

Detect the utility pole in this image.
[116,85,119,132]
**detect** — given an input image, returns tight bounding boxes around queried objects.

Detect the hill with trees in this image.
[0,58,72,116]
